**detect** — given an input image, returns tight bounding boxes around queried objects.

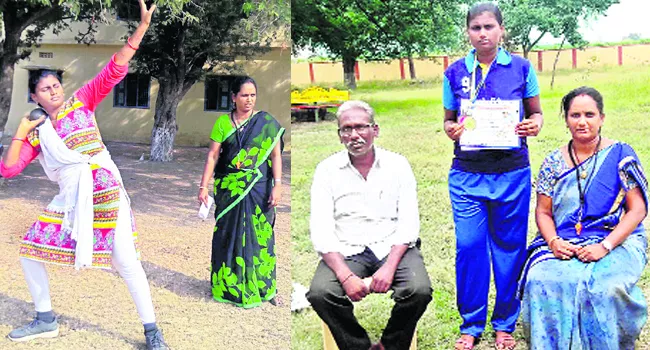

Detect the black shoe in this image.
[145,329,169,350]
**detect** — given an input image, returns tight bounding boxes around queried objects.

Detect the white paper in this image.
[198,196,214,220]
[459,99,521,151]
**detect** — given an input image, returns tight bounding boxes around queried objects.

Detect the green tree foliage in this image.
[0,0,189,153]
[500,0,619,58]
[0,0,99,143]
[118,0,287,161]
[292,0,463,88]
[243,0,290,35]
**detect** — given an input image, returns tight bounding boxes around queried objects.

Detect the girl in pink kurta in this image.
[4,56,136,268]
[0,2,167,349]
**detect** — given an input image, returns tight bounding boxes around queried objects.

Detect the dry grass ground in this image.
[0,142,291,350]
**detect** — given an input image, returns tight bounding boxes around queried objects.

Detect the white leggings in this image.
[20,195,156,324]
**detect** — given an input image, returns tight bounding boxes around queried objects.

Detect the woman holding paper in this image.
[441,3,543,349]
[0,1,168,348]
[198,76,284,308]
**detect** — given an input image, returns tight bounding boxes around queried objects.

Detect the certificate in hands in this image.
[458,99,520,151]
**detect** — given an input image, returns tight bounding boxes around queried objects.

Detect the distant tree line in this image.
[292,0,618,89]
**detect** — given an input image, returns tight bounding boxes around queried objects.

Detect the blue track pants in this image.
[449,166,531,337]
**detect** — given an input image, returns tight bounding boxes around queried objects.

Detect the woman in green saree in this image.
[198,76,285,308]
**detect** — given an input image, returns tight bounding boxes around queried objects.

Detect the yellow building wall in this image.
[623,45,650,65]
[360,61,402,81]
[539,50,572,70]
[312,63,344,84]
[409,57,447,79]
[578,46,618,67]
[291,45,650,85]
[291,62,311,86]
[8,45,290,147]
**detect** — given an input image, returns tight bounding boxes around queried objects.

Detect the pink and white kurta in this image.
[1,55,138,269]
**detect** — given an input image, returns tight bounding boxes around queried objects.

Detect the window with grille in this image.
[113,73,151,108]
[204,76,240,112]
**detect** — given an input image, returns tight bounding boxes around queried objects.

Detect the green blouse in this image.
[210,113,255,143]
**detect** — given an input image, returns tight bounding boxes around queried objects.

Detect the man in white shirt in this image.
[307,100,432,350]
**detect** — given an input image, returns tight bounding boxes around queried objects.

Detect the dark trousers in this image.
[307,247,432,350]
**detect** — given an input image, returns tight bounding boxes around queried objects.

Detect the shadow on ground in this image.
[0,142,292,350]
[0,142,292,221]
[0,293,144,348]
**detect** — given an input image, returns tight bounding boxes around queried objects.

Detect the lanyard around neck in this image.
[470,53,495,104]
[567,136,601,234]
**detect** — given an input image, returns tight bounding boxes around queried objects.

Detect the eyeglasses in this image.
[338,124,375,136]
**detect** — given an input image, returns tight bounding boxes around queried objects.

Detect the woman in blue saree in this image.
[198,76,285,308]
[519,86,648,349]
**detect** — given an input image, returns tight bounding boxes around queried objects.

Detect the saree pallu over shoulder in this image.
[213,111,284,222]
[551,143,647,239]
[210,111,284,308]
[520,142,648,349]
[20,94,139,269]
[519,142,648,297]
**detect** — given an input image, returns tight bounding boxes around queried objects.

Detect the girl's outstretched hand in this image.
[140,0,156,26]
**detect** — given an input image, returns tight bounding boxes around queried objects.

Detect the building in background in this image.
[7,20,290,147]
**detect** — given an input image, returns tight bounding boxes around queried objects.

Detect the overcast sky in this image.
[520,0,649,44]
[293,0,650,58]
[576,0,650,42]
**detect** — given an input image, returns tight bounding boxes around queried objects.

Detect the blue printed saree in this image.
[211,111,284,308]
[519,142,648,349]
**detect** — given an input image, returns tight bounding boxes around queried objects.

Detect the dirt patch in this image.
[0,142,291,350]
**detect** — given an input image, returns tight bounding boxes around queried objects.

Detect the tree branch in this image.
[19,5,60,34]
[186,50,207,71]
[528,31,547,53]
[351,0,396,42]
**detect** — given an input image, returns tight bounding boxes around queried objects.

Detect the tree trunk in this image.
[0,2,58,153]
[0,63,14,156]
[550,37,567,90]
[408,55,416,80]
[0,7,22,137]
[150,79,183,162]
[0,64,15,132]
[342,55,357,89]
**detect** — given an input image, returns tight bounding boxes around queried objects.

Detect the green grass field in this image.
[291,65,650,349]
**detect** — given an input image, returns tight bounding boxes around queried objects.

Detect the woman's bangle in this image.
[340,272,355,285]
[274,178,282,184]
[127,37,139,50]
[548,235,562,248]
[11,138,24,143]
[199,185,208,189]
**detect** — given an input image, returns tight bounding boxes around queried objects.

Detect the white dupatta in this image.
[37,118,123,269]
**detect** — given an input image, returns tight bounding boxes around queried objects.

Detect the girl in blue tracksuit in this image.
[442,3,544,350]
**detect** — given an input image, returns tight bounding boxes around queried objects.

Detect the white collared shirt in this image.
[310,147,420,260]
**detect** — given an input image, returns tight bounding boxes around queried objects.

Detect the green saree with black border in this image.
[210,111,284,308]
